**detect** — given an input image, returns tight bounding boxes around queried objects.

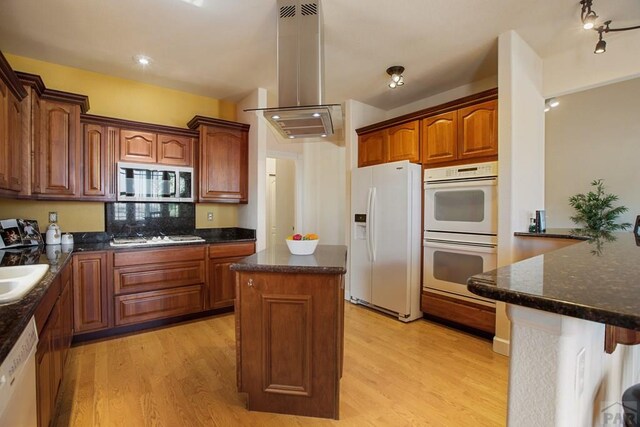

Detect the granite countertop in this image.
[231,245,348,275]
[514,228,591,240]
[0,247,71,365]
[468,231,640,330]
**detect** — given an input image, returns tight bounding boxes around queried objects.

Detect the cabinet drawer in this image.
[114,285,204,326]
[114,246,205,267]
[114,261,205,294]
[208,242,255,259]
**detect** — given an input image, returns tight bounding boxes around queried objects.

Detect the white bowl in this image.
[286,239,319,255]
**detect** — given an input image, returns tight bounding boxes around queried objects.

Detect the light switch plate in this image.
[207,212,213,221]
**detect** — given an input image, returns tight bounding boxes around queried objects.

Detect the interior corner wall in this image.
[543,30,640,98]
[496,30,545,355]
[237,88,268,251]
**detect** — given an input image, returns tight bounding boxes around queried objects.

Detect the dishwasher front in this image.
[0,316,38,427]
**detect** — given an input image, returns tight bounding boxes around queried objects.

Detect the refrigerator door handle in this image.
[366,187,373,262]
[370,187,377,262]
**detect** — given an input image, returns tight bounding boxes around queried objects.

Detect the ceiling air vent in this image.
[280,5,296,18]
[301,3,318,16]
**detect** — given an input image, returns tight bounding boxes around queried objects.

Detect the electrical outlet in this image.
[575,348,586,396]
[48,212,58,223]
[207,212,214,221]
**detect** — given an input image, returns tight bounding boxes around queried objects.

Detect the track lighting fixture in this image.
[580,0,640,54]
[386,66,405,89]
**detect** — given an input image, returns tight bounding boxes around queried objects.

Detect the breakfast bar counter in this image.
[467,232,640,426]
[231,245,347,419]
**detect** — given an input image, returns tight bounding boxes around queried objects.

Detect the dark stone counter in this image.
[468,232,640,330]
[514,228,591,240]
[231,245,347,275]
[0,246,71,365]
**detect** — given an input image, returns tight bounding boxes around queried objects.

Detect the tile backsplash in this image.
[105,203,195,236]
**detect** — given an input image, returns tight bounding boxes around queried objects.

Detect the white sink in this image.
[0,265,50,303]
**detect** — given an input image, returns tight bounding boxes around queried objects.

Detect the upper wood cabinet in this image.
[188,116,250,203]
[119,130,194,166]
[119,129,156,163]
[422,112,458,165]
[33,99,82,197]
[0,53,28,195]
[158,134,192,166]
[457,100,498,160]
[358,120,419,167]
[358,130,386,167]
[83,124,118,200]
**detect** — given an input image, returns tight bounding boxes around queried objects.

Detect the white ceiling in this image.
[0,0,638,110]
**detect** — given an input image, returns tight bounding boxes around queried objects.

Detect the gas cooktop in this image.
[110,235,205,247]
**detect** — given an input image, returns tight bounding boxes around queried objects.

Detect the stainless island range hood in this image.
[248,0,343,143]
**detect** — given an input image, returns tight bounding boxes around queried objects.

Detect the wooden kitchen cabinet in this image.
[112,246,206,326]
[188,116,250,203]
[422,99,497,167]
[386,121,420,163]
[207,242,255,309]
[457,100,498,160]
[73,251,110,333]
[422,111,457,165]
[119,129,194,167]
[357,120,420,167]
[35,261,73,427]
[358,129,386,167]
[83,124,118,199]
[0,55,27,195]
[119,129,156,163]
[33,99,82,197]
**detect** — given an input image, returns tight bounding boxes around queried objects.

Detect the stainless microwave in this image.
[117,162,194,202]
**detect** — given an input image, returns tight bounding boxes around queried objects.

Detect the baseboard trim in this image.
[493,336,510,356]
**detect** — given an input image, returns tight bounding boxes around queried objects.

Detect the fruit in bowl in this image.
[286,233,319,255]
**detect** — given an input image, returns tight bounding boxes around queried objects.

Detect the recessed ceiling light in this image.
[288,136,295,139]
[133,55,152,66]
[321,134,327,137]
[312,113,321,118]
[272,115,280,120]
[180,0,204,6]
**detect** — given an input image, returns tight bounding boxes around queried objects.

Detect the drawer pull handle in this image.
[247,279,254,287]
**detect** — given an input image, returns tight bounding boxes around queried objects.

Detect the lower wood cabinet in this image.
[36,261,73,427]
[421,291,495,334]
[72,252,110,333]
[207,242,255,309]
[113,246,206,325]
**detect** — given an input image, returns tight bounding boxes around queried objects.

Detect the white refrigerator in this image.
[350,160,422,322]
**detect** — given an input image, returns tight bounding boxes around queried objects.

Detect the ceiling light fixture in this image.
[544,98,560,112]
[580,0,640,54]
[133,54,152,66]
[386,66,405,89]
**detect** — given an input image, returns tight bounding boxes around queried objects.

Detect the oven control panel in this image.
[424,161,498,182]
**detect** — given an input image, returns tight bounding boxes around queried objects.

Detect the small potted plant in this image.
[568,179,631,232]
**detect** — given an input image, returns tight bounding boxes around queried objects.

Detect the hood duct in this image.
[247,0,343,143]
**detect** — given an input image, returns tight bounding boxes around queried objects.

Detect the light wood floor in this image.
[54,303,509,427]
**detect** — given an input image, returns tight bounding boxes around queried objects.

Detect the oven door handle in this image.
[423,239,497,254]
[424,177,497,189]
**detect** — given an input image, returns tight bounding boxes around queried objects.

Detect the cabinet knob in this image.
[247,278,254,287]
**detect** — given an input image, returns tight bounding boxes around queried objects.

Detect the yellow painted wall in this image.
[0,54,240,232]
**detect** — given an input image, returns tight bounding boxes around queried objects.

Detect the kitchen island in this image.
[468,232,640,426]
[231,245,347,419]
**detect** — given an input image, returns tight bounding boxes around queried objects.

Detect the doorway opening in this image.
[266,157,297,248]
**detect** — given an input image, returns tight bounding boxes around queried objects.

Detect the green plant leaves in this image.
[569,179,631,232]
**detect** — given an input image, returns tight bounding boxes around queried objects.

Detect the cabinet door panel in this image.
[386,121,420,163]
[114,285,204,326]
[36,324,52,427]
[422,112,457,165]
[458,100,498,160]
[200,126,248,202]
[8,94,22,191]
[0,81,10,189]
[119,130,156,163]
[208,258,238,309]
[358,130,386,167]
[37,100,80,196]
[73,252,109,333]
[158,134,192,166]
[83,124,107,197]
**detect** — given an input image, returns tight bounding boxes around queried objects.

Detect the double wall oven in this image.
[423,162,498,307]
